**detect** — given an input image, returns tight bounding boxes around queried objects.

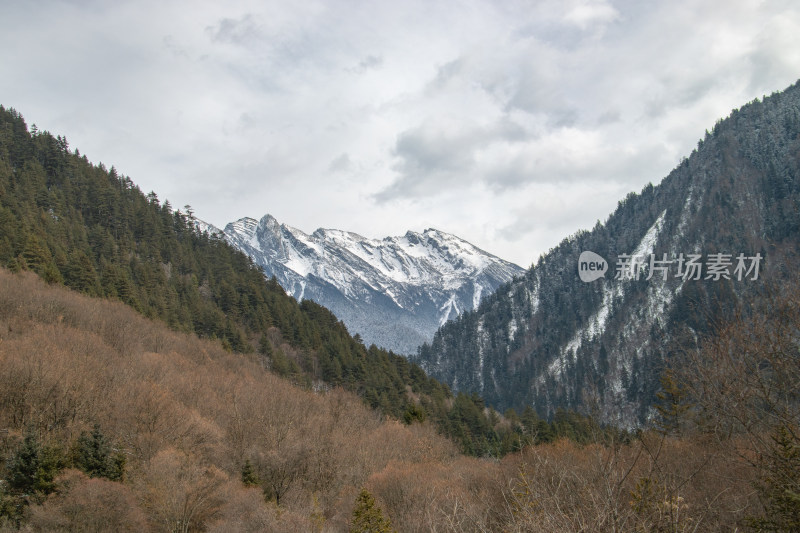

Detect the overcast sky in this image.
[2,0,800,266]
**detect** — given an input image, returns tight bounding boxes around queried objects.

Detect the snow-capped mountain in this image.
[198,214,524,354]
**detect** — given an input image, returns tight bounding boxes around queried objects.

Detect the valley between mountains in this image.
[1,80,799,530]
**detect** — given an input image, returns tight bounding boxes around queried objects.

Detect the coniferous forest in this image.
[1,97,799,531]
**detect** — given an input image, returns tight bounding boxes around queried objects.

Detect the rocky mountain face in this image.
[413,80,800,426]
[197,216,524,354]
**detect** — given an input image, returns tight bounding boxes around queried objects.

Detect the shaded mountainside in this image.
[414,79,800,425]
[200,214,523,354]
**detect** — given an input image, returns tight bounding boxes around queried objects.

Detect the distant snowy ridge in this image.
[197,214,524,354]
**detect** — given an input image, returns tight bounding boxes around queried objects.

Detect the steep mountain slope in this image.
[201,214,524,354]
[414,80,800,425]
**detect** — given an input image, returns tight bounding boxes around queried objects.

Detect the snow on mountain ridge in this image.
[204,213,524,353]
[254,219,507,288]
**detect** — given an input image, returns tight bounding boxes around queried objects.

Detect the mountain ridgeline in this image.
[414,80,800,425]
[200,215,523,354]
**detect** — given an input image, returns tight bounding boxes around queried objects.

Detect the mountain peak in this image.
[258,213,282,233]
[217,213,525,353]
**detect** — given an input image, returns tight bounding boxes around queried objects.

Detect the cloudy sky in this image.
[2,0,800,266]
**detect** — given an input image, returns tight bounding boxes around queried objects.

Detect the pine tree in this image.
[654,368,691,436]
[241,459,259,487]
[65,249,100,295]
[20,235,53,276]
[350,488,394,533]
[402,403,426,424]
[6,432,62,497]
[72,424,124,481]
[258,334,273,357]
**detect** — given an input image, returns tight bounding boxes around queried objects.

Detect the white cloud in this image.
[1,0,799,266]
[564,0,620,30]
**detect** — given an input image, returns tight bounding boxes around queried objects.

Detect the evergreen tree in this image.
[65,249,100,295]
[5,432,62,497]
[402,403,426,424]
[350,488,394,533]
[20,235,53,275]
[654,368,691,436]
[241,459,259,487]
[747,425,800,532]
[72,425,125,481]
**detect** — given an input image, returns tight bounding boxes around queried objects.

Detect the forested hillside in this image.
[0,269,459,530]
[415,79,800,426]
[1,268,795,531]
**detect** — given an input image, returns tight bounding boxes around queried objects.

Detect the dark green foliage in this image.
[654,369,691,436]
[350,488,394,533]
[402,403,426,424]
[5,432,63,496]
[444,392,499,456]
[72,425,125,481]
[0,485,16,526]
[271,346,303,380]
[64,249,100,295]
[241,459,259,487]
